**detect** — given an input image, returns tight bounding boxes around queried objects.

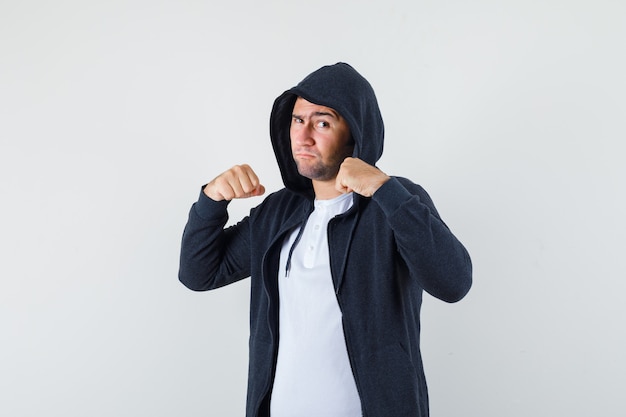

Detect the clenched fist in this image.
[335,157,390,197]
[203,164,266,201]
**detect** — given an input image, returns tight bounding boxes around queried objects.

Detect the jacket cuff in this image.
[193,185,230,220]
[371,177,415,217]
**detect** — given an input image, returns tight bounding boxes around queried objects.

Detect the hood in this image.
[270,62,385,196]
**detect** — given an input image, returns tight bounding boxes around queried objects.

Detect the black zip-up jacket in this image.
[179,63,472,416]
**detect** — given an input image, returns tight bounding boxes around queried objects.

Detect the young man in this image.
[179,62,472,417]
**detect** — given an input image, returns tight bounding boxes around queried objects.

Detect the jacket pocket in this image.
[359,343,422,417]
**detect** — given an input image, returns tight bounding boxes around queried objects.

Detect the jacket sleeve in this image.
[178,188,252,291]
[372,177,472,303]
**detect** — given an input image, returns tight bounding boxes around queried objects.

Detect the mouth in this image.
[293,151,318,159]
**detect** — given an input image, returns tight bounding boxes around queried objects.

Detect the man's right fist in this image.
[203,164,266,201]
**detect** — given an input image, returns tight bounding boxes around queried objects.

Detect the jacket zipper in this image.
[255,208,314,416]
[328,215,368,416]
[332,270,368,416]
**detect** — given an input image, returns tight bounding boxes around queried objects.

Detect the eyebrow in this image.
[292,111,338,119]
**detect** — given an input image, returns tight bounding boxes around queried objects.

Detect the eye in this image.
[292,117,304,124]
[316,120,330,128]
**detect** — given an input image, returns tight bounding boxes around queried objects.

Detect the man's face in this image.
[290,97,353,182]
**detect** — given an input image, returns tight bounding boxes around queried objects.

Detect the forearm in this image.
[373,178,472,302]
[178,189,250,291]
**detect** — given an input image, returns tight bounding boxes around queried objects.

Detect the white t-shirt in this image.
[270,192,362,417]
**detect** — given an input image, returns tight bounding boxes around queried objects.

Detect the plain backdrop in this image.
[1,0,625,416]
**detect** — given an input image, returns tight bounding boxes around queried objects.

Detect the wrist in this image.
[202,183,223,201]
[370,174,391,196]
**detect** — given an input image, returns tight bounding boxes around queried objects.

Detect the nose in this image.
[290,123,314,146]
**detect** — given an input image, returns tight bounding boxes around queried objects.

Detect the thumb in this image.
[335,176,352,195]
[248,184,265,197]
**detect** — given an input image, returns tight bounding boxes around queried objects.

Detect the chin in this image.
[296,160,339,182]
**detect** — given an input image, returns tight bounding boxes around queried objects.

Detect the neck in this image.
[312,179,343,200]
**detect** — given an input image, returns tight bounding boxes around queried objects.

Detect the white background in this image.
[1,0,625,416]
